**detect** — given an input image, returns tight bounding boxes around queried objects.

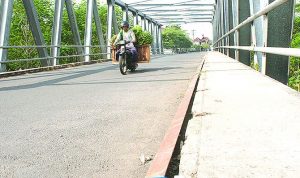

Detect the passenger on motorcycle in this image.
[113,21,138,64]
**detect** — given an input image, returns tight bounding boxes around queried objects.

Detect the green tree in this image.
[162,25,193,53]
[289,3,300,91]
[7,0,53,71]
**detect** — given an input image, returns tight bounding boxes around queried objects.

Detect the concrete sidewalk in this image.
[179,52,300,178]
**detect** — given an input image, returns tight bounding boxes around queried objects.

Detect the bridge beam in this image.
[93,0,107,59]
[238,0,251,66]
[232,0,240,60]
[84,0,94,62]
[0,0,14,72]
[122,5,128,21]
[266,0,295,84]
[107,0,119,60]
[133,11,139,26]
[51,0,64,66]
[228,0,235,58]
[65,0,84,62]
[23,0,50,66]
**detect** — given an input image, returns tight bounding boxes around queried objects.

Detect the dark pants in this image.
[116,47,137,62]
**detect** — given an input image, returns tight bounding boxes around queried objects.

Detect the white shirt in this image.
[114,29,136,48]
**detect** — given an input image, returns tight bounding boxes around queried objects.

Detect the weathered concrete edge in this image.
[0,59,111,78]
[145,57,206,178]
[178,56,208,178]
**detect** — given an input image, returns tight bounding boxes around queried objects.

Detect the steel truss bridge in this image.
[0,0,298,83]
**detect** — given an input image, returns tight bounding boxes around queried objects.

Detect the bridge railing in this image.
[0,0,164,73]
[213,0,297,84]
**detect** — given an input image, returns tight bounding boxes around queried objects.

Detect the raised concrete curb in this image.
[179,52,300,178]
[0,59,111,78]
[145,58,205,178]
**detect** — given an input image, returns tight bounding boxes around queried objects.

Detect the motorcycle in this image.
[116,40,137,75]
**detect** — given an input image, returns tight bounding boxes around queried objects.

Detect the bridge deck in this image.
[180,52,300,178]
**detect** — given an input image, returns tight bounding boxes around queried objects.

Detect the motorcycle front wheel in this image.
[119,55,127,75]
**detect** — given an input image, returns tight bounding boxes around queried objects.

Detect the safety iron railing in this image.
[0,0,164,73]
[213,0,297,84]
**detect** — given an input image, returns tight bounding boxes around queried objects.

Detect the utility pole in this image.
[191,29,196,40]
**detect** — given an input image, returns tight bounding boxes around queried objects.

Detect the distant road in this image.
[0,52,205,177]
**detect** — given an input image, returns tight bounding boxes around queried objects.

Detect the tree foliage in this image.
[289,3,300,91]
[162,25,193,51]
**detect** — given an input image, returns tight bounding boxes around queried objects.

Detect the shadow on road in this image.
[0,65,116,92]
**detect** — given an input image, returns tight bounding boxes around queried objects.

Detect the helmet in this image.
[121,21,129,28]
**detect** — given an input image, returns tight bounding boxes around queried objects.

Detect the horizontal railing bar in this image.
[213,0,288,46]
[0,45,109,49]
[0,53,109,63]
[217,46,300,58]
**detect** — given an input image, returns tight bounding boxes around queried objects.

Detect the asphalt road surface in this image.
[0,52,205,178]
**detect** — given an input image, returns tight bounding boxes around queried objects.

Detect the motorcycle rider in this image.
[113,21,138,65]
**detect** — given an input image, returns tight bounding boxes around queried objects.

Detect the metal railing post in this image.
[0,0,14,72]
[84,0,94,62]
[249,0,258,67]
[262,13,268,75]
[51,0,64,66]
[107,0,113,59]
[232,0,239,60]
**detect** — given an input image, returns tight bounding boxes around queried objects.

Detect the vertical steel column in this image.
[122,5,128,21]
[262,13,268,75]
[145,19,148,31]
[228,0,235,58]
[65,0,84,61]
[93,0,106,59]
[107,0,113,59]
[212,8,217,51]
[224,0,230,56]
[22,0,50,66]
[112,3,119,34]
[220,0,225,54]
[150,21,155,54]
[156,24,159,54]
[152,22,157,55]
[158,25,163,54]
[0,0,14,72]
[133,11,139,26]
[249,0,258,67]
[266,0,295,84]
[217,1,222,52]
[148,19,151,32]
[252,0,265,73]
[251,0,264,72]
[107,0,118,59]
[51,0,64,66]
[238,0,251,66]
[232,0,239,60]
[84,0,93,62]
[141,16,145,31]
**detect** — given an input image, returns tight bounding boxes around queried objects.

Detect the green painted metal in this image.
[238,0,251,66]
[266,0,295,84]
